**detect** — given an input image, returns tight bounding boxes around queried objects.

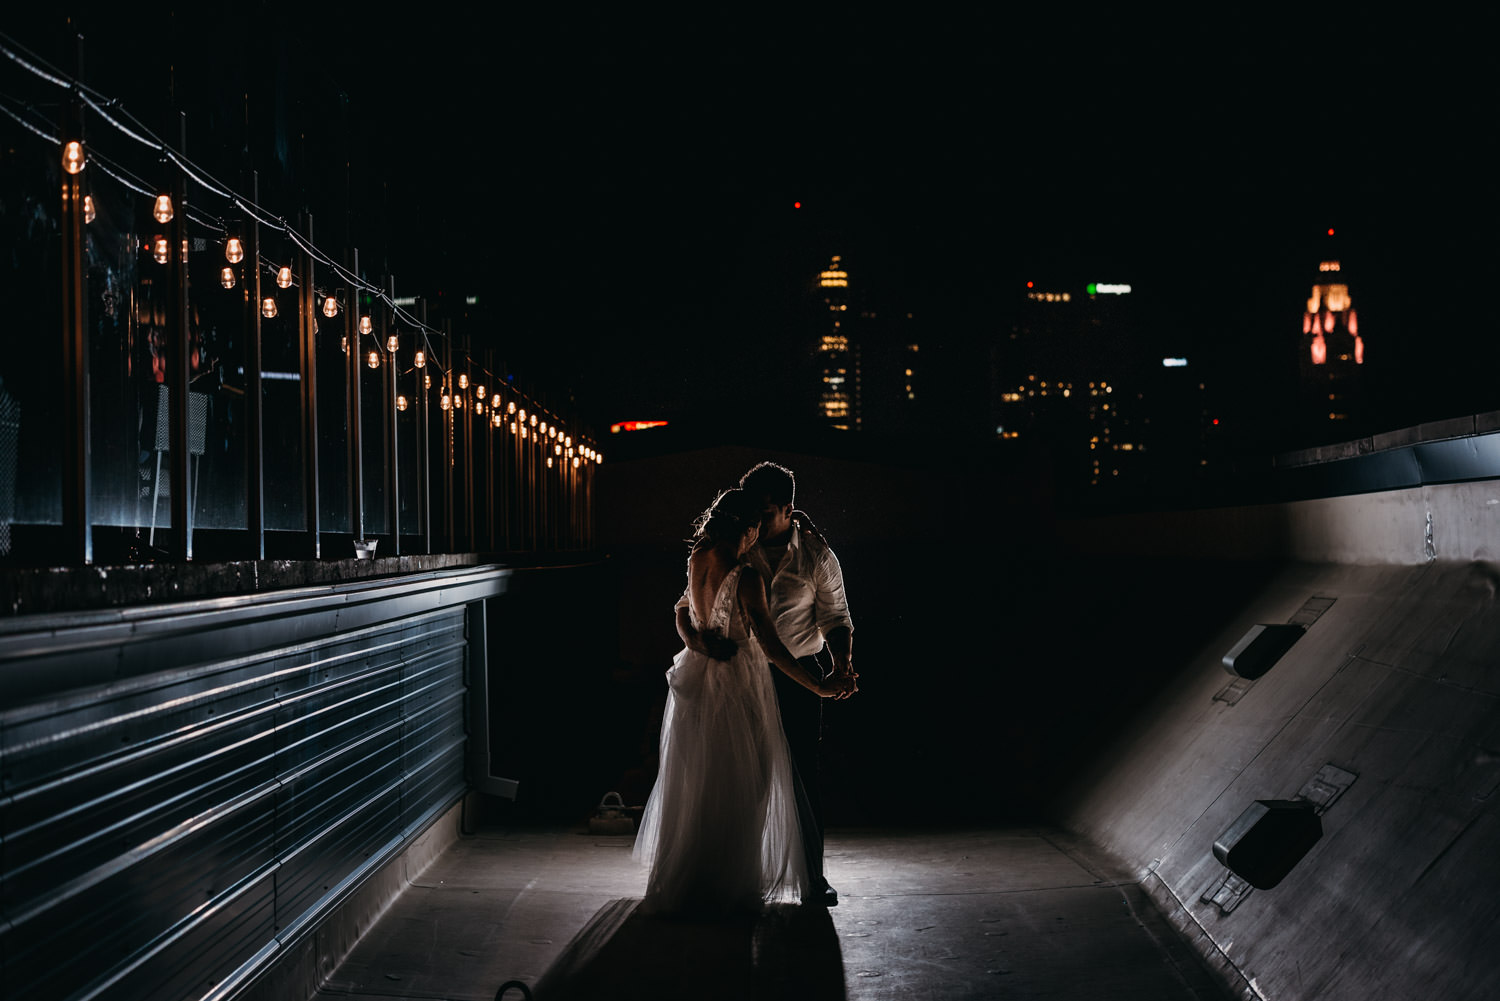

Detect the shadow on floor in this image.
[532,898,847,1001]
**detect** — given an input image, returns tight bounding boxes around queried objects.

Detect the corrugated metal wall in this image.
[0,564,508,1001]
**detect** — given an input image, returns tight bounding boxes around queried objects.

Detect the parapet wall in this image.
[1048,540,1500,999]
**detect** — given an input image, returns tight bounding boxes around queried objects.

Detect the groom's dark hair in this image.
[739,461,795,507]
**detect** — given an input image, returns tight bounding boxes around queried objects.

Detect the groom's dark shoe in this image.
[808,880,839,907]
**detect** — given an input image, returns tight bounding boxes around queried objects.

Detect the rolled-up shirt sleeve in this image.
[812,544,854,639]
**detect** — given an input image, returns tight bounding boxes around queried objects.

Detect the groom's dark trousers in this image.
[770,649,831,891]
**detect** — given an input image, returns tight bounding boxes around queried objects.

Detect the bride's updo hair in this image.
[692,487,760,548]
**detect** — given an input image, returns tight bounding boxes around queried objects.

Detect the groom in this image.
[677,461,857,906]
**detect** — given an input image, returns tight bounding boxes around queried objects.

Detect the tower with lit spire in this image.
[1298,243,1365,435]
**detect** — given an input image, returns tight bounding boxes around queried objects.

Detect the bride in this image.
[633,488,852,915]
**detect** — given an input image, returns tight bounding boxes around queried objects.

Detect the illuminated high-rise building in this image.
[1298,254,1364,433]
[815,255,859,430]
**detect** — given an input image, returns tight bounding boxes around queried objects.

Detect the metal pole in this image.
[385,276,400,555]
[485,349,495,550]
[463,346,474,548]
[444,325,455,552]
[166,112,191,560]
[419,299,431,553]
[60,47,91,565]
[347,248,363,545]
[300,213,319,557]
[244,173,265,559]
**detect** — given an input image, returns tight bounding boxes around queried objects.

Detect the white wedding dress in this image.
[633,564,807,914]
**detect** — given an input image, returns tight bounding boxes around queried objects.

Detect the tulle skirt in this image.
[633,641,807,915]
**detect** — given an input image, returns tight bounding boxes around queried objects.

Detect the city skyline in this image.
[4,15,1491,460]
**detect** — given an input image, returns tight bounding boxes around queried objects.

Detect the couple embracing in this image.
[633,461,858,915]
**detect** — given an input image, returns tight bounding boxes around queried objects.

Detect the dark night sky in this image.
[12,13,1496,447]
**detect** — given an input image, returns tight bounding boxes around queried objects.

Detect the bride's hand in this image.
[702,631,738,661]
[818,672,857,699]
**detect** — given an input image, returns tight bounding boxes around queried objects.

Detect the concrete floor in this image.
[312,821,1234,1001]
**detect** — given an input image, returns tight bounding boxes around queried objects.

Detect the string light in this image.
[24,61,605,516]
[454,392,464,409]
[424,373,431,389]
[62,140,85,174]
[441,393,451,410]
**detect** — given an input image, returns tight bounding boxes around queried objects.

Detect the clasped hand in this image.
[821,664,859,700]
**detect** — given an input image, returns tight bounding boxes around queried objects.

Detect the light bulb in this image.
[475,384,485,399]
[341,336,349,354]
[510,422,518,433]
[225,238,244,263]
[277,266,292,289]
[454,393,464,409]
[547,456,553,468]
[573,457,580,468]
[397,395,408,412]
[529,414,537,426]
[518,408,527,422]
[153,194,173,223]
[458,373,468,389]
[83,195,96,223]
[414,349,425,368]
[554,444,561,455]
[322,296,338,318]
[491,394,501,409]
[424,373,431,389]
[476,401,484,415]
[520,425,527,439]
[386,334,399,353]
[367,350,380,369]
[62,140,85,175]
[492,412,503,427]
[359,316,372,335]
[262,297,278,318]
[441,394,451,410]
[221,267,236,289]
[152,235,170,264]
[508,401,516,414]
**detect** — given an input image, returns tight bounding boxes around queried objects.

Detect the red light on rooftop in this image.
[793,201,802,209]
[610,420,670,433]
[1026,281,1034,288]
[1212,417,1220,425]
[1327,228,1335,236]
